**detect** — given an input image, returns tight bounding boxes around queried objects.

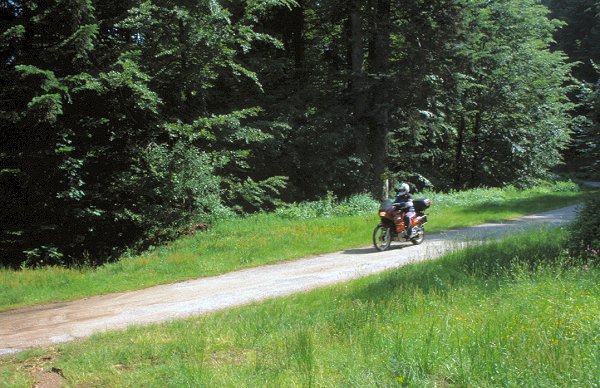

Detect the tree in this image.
[0,0,579,267]
[0,0,291,267]
[543,0,600,177]
[572,65,600,176]
[543,0,600,83]
[387,0,573,188]
[1,0,100,265]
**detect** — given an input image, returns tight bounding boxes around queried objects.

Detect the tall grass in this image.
[2,228,597,386]
[0,181,587,312]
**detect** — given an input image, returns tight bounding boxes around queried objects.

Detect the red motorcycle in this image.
[373,198,432,251]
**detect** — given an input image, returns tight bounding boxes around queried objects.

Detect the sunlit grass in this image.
[1,228,597,386]
[0,182,590,311]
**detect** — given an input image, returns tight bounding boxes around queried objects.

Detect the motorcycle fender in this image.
[378,219,397,234]
[378,218,395,227]
[411,215,427,226]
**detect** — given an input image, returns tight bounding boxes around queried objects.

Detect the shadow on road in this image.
[342,244,410,255]
[342,247,376,255]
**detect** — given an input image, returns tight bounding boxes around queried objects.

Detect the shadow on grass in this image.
[454,194,580,216]
[350,228,577,302]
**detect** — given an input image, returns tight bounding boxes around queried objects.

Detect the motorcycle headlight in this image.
[379,211,387,217]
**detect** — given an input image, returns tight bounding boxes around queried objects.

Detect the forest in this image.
[1,0,599,267]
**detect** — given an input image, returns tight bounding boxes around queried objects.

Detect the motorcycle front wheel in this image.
[373,224,392,251]
[410,227,425,245]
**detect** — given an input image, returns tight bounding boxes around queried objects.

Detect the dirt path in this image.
[0,205,579,356]
[584,181,600,188]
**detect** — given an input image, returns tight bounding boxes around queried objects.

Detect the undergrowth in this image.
[274,192,378,219]
[569,191,600,261]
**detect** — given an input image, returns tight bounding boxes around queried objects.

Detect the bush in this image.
[528,180,580,193]
[424,187,507,209]
[422,181,580,209]
[275,193,378,219]
[109,141,224,253]
[334,194,380,216]
[568,193,600,261]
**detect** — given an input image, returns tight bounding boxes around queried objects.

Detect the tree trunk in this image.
[453,114,466,188]
[179,18,187,71]
[368,0,391,198]
[290,1,305,79]
[469,111,482,186]
[349,0,369,189]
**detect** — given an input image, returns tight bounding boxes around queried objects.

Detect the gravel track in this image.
[0,205,579,356]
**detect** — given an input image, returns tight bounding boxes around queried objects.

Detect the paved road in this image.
[584,181,600,188]
[0,205,579,356]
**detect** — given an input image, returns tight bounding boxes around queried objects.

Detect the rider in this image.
[393,182,416,238]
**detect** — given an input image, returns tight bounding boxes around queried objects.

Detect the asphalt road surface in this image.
[0,204,579,356]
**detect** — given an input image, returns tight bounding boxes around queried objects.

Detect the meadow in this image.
[0,181,586,311]
[1,228,597,386]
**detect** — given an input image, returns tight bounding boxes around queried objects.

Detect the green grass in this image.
[0,182,589,312]
[1,228,597,386]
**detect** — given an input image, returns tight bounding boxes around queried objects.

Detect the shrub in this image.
[275,193,379,219]
[528,180,580,193]
[568,193,600,261]
[550,180,580,192]
[111,141,224,252]
[421,180,580,210]
[333,194,380,217]
[423,187,506,209]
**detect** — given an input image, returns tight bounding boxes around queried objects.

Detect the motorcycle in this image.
[372,198,432,251]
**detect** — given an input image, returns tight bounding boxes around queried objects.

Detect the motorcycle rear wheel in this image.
[373,225,392,251]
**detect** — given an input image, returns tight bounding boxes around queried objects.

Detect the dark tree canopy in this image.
[542,0,600,176]
[0,0,589,267]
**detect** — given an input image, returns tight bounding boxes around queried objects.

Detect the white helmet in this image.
[397,182,410,195]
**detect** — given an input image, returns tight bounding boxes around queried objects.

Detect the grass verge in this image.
[0,182,589,311]
[1,228,597,386]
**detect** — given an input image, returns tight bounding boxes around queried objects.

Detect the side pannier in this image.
[413,198,432,213]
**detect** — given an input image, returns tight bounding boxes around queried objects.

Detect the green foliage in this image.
[246,0,575,196]
[0,0,590,266]
[543,0,600,83]
[402,0,573,188]
[0,0,292,267]
[109,141,223,249]
[227,176,288,212]
[569,193,600,261]
[424,180,580,209]
[274,193,379,219]
[542,0,600,178]
[571,65,600,177]
[0,24,25,49]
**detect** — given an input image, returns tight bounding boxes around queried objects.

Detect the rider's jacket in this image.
[393,193,414,210]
